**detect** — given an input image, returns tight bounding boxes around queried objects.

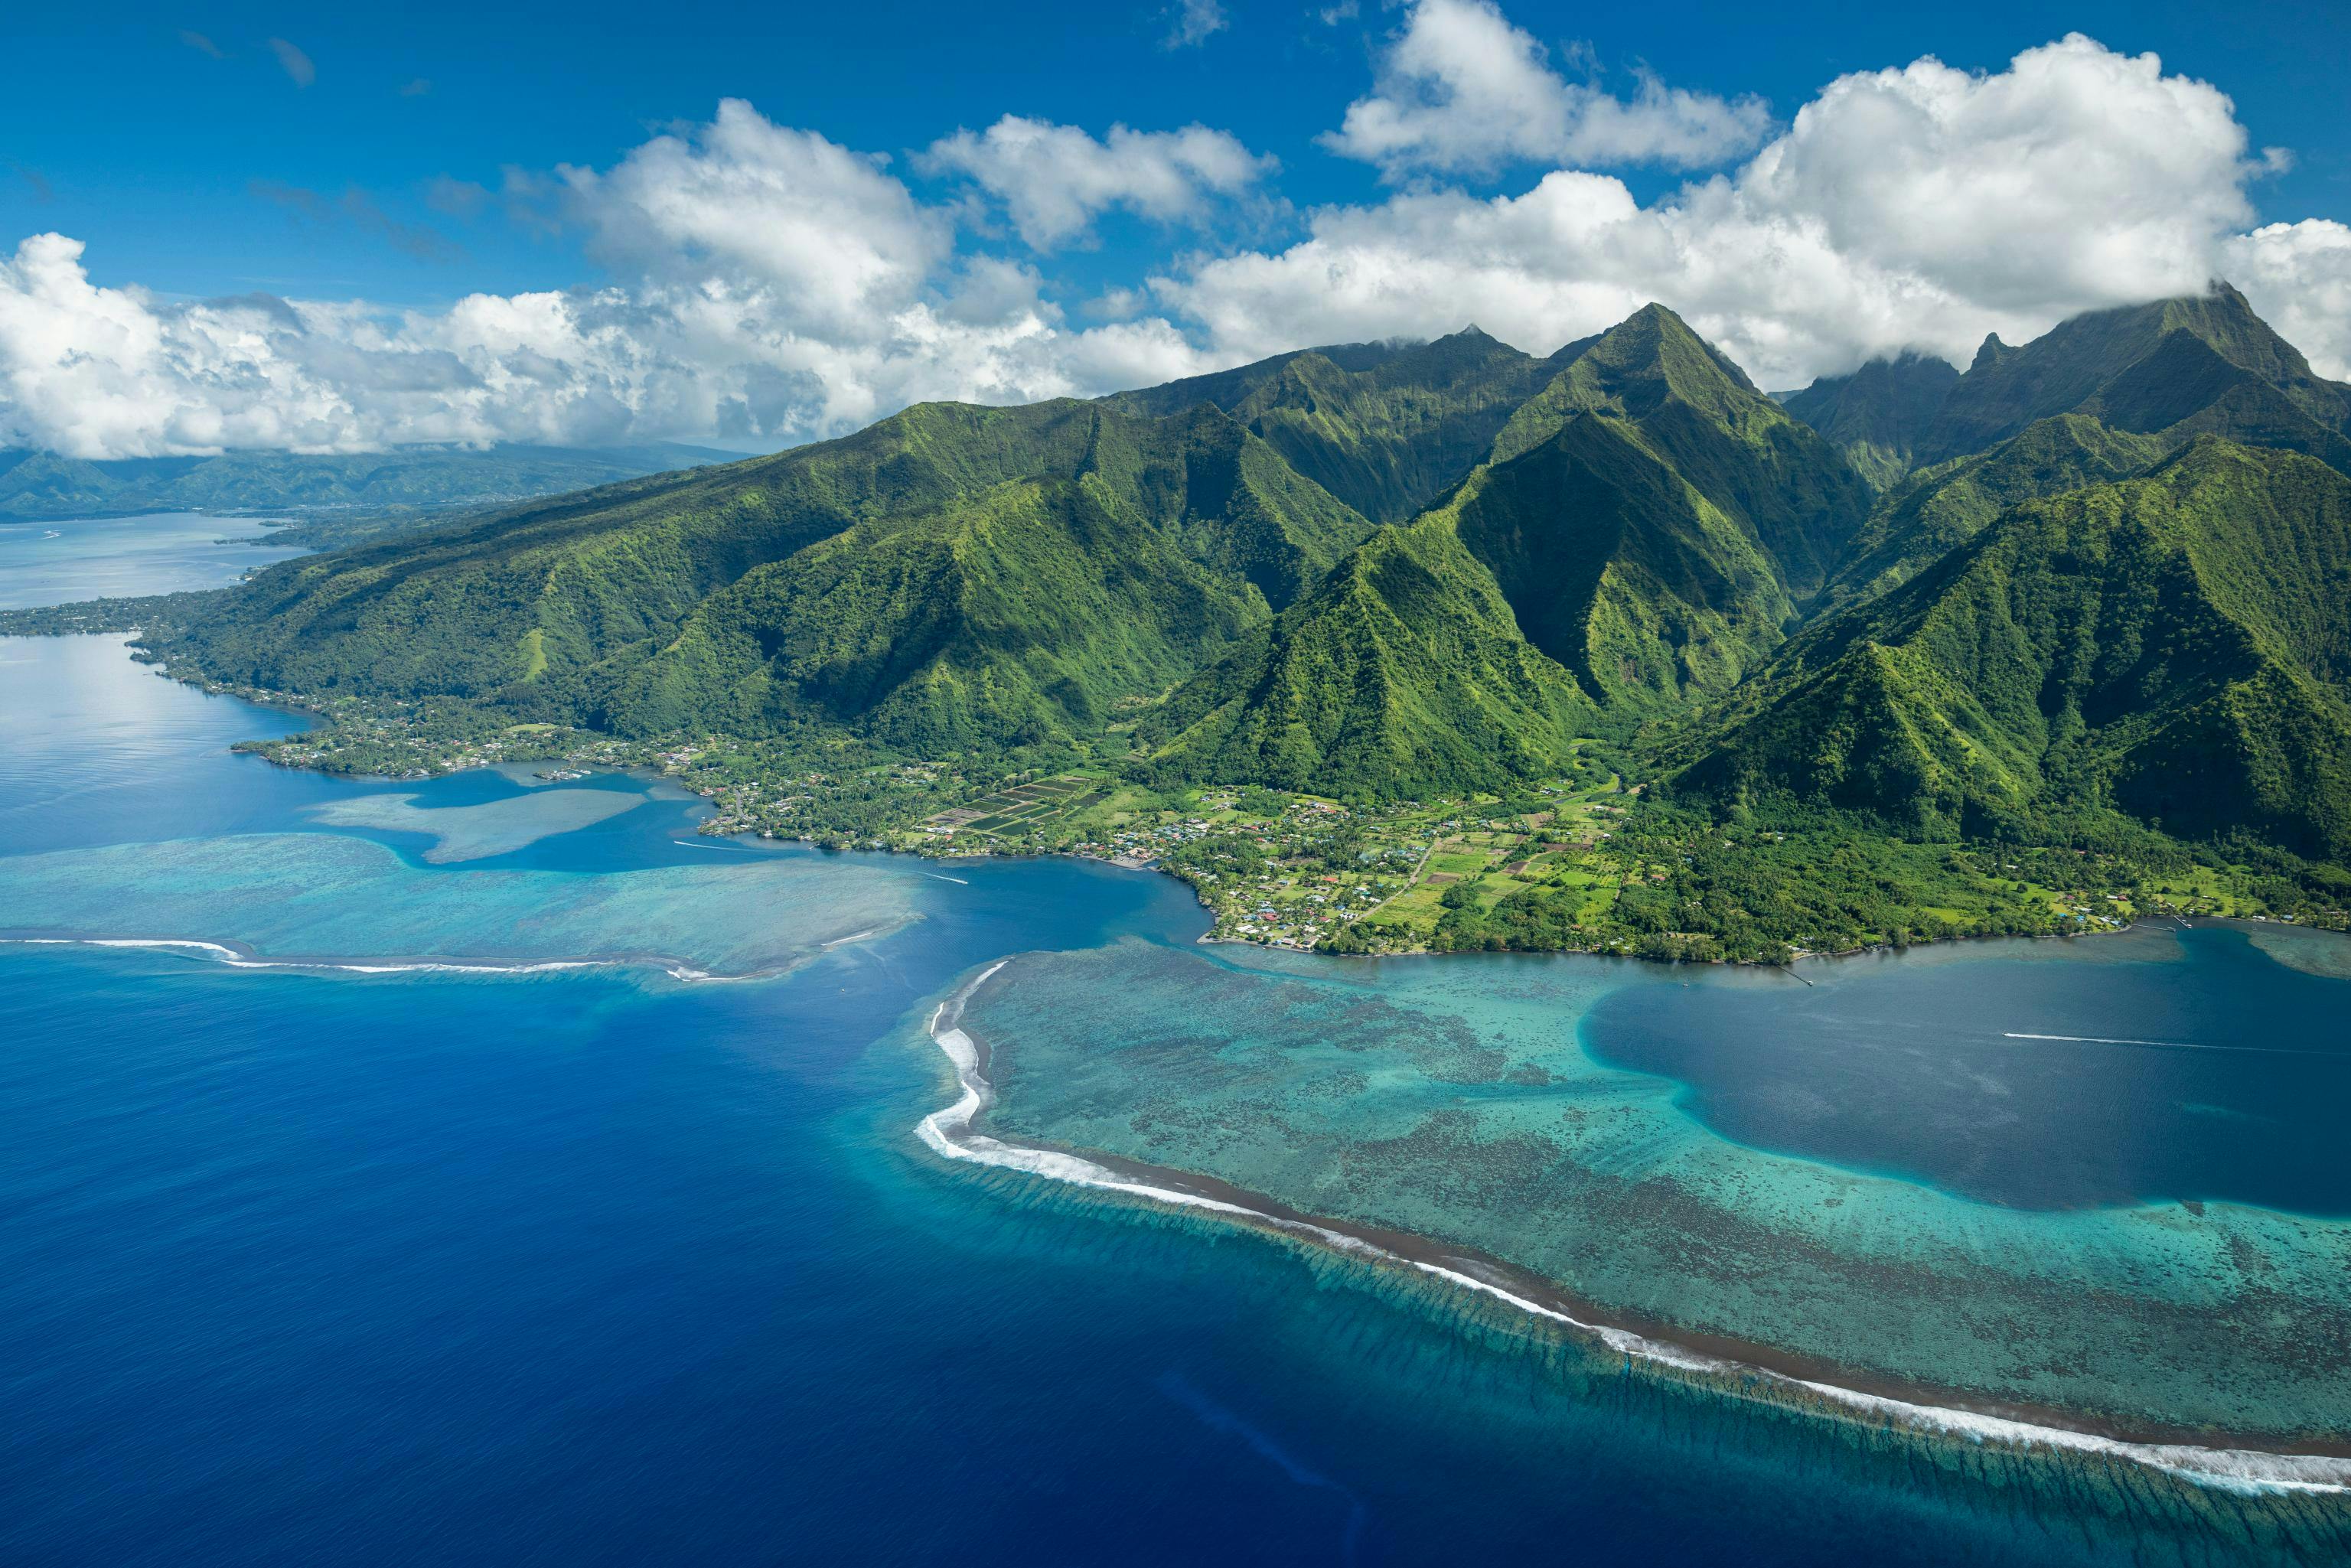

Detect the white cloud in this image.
[1322,0,1770,177]
[2225,220,2351,379]
[1169,33,2322,388]
[562,100,951,337]
[924,116,1276,248]
[5,34,2350,461]
[0,103,1215,459]
[1162,0,1228,50]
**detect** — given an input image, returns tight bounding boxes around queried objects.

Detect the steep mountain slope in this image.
[1781,352,1962,491]
[1136,504,1594,797]
[1489,305,1871,597]
[602,406,1366,751]
[1919,285,2351,469]
[1677,438,2351,859]
[0,442,732,522]
[1107,327,1565,523]
[1143,308,1868,793]
[1821,415,2167,611]
[164,399,1370,752]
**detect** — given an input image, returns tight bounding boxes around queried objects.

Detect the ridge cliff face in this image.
[125,286,2351,878]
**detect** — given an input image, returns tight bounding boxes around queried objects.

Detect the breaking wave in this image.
[922,962,2351,1498]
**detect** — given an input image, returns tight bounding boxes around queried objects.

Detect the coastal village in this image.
[192,672,2346,957]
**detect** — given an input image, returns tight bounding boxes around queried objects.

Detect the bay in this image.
[0,511,305,609]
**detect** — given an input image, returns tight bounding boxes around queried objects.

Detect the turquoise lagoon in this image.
[5,632,2351,1564]
[954,936,2351,1450]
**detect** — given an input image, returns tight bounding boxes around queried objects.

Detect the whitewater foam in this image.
[0,934,768,983]
[922,963,2351,1497]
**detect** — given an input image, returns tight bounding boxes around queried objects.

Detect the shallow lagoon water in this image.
[5,632,2351,1563]
[960,939,2351,1446]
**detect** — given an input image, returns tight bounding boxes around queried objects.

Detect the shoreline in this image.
[11,632,2342,973]
[918,960,2351,1495]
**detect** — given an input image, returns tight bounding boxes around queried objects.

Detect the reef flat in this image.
[0,831,924,979]
[949,934,2351,1461]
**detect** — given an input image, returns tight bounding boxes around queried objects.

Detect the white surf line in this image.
[918,967,2351,1497]
[820,928,882,950]
[0,935,754,984]
[924,872,969,885]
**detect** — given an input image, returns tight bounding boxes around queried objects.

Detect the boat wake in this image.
[922,962,2351,1498]
[2004,1031,2333,1057]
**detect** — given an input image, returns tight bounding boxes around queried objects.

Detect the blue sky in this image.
[4,1,2349,456]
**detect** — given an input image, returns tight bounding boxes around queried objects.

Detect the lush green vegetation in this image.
[1107,325,1564,523]
[1819,415,2167,611]
[1138,304,1865,794]
[1678,438,2351,862]
[142,399,1374,765]
[22,287,2347,962]
[1779,351,1961,492]
[1915,284,2351,467]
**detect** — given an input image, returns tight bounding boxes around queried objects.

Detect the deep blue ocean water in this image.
[2,539,2347,1563]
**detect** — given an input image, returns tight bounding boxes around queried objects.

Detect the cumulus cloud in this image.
[924,116,1276,248]
[0,103,1213,458]
[1171,33,2319,388]
[2225,220,2351,379]
[5,34,2350,461]
[1323,0,1771,177]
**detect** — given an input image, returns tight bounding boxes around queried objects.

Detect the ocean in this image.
[2,520,2346,1563]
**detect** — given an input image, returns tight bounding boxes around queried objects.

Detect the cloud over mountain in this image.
[0,23,2343,459]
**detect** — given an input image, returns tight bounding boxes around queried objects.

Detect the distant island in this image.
[0,440,739,547]
[9,284,2347,962]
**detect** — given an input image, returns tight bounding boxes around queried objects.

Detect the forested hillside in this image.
[1677,438,2351,861]
[46,284,2347,925]
[1140,305,1866,792]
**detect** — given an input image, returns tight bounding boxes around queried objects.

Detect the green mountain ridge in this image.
[1781,285,2351,498]
[1821,414,2170,612]
[1141,305,1867,794]
[1108,325,1567,523]
[1922,285,2351,463]
[165,397,1371,757]
[1780,352,1961,491]
[1677,438,2351,860]
[67,283,2350,891]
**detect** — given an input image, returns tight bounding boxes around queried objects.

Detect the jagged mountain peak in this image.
[1924,282,2351,462]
